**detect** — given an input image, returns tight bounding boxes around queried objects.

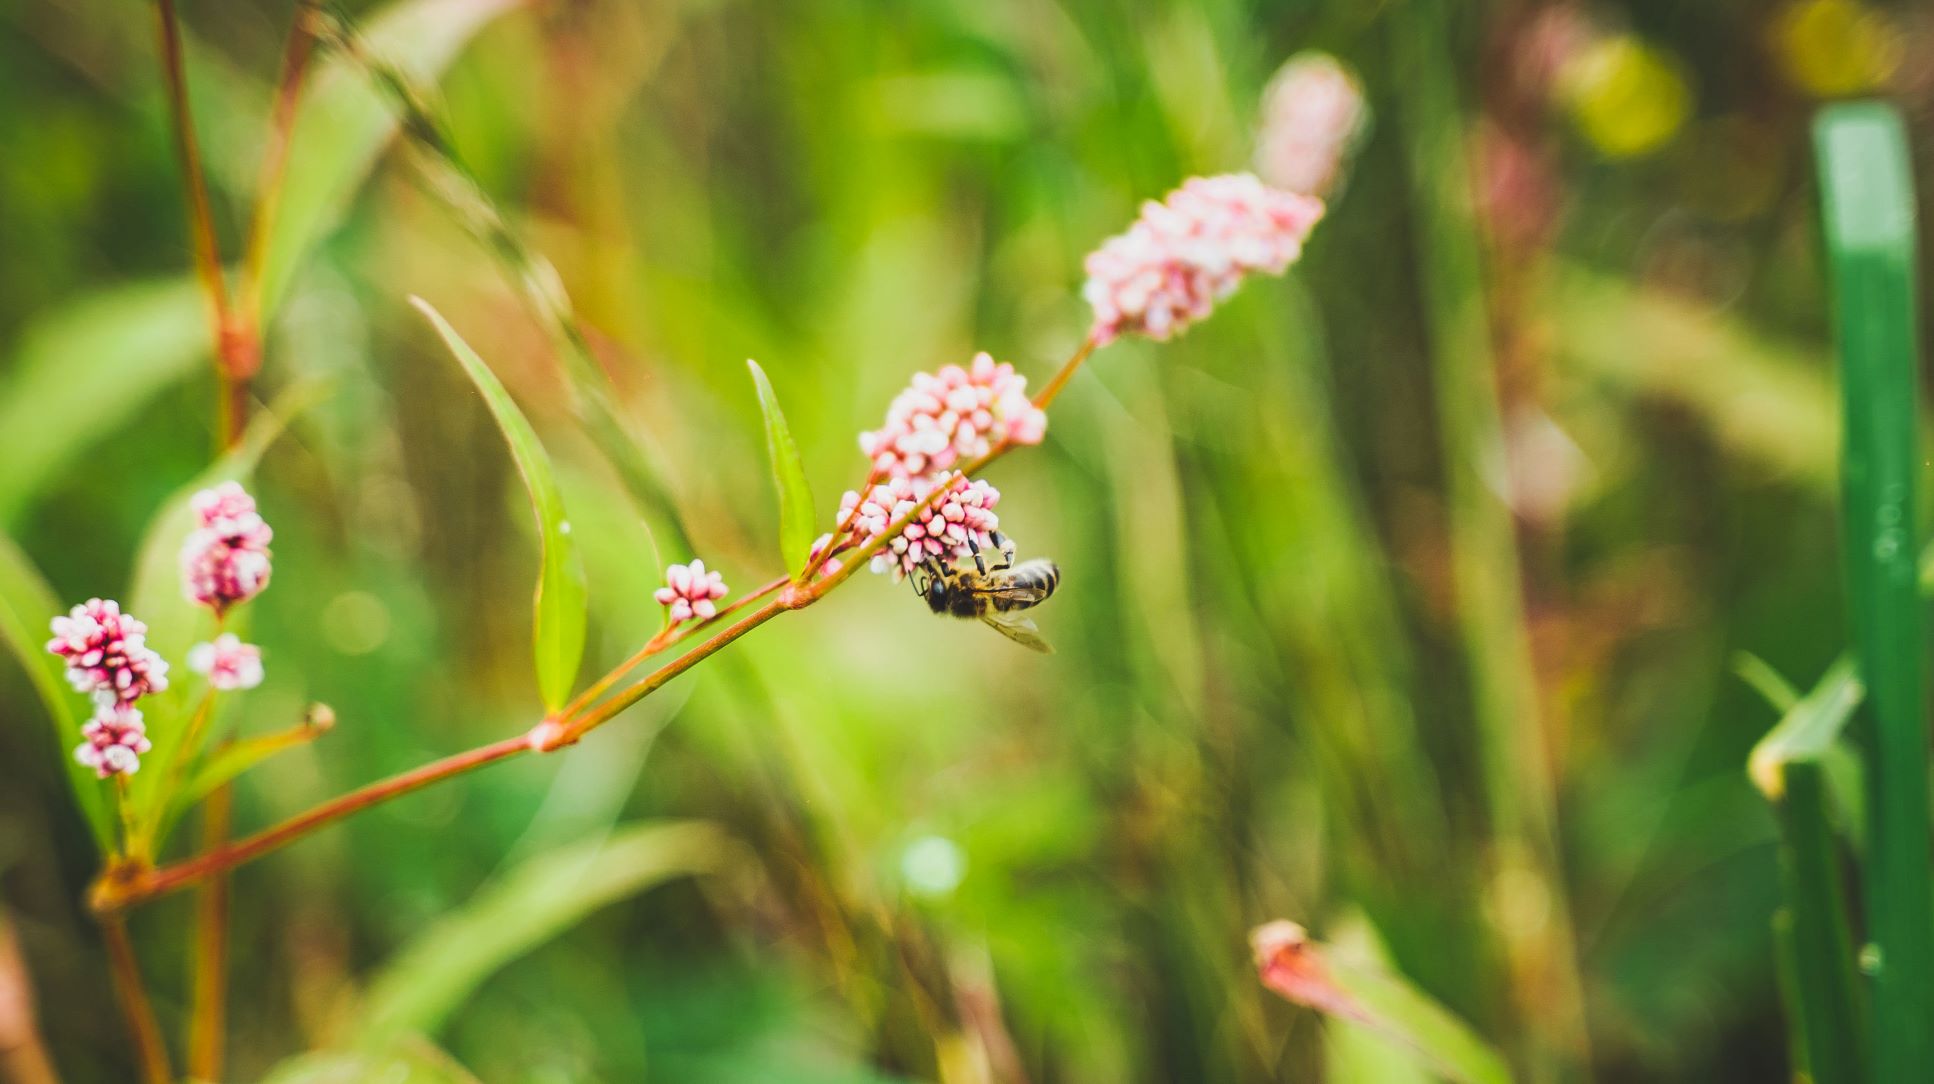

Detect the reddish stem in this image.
[187,785,232,1081]
[100,917,170,1084]
[557,574,790,721]
[96,735,531,911]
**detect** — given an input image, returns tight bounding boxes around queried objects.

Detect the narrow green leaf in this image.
[118,383,323,848]
[1320,914,1435,1084]
[1816,100,1933,1084]
[1253,921,1510,1084]
[357,820,730,1041]
[1732,652,1803,714]
[1772,763,1866,1084]
[412,298,586,711]
[0,533,112,850]
[745,360,817,578]
[176,712,333,813]
[1746,655,1862,800]
[255,0,527,319]
[261,1038,481,1084]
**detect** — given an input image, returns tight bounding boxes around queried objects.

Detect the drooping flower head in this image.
[180,481,273,615]
[834,473,1003,580]
[1254,53,1371,197]
[1082,173,1325,346]
[188,633,265,691]
[46,598,169,707]
[859,353,1048,482]
[655,560,728,624]
[74,703,153,779]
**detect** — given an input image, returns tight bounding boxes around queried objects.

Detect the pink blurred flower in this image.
[74,703,153,779]
[834,474,1003,579]
[1083,173,1325,346]
[188,633,265,691]
[180,481,273,614]
[859,353,1048,482]
[46,598,169,707]
[1254,53,1371,197]
[655,559,728,623]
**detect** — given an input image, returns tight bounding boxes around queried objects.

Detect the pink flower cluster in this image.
[75,704,153,779]
[858,353,1047,482]
[1254,53,1370,197]
[47,599,169,779]
[180,481,273,615]
[189,633,264,691]
[1082,173,1325,345]
[832,474,1002,579]
[47,599,169,707]
[656,560,728,623]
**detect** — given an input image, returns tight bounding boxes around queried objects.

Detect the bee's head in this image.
[920,565,954,613]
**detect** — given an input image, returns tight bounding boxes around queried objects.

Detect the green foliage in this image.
[414,298,587,712]
[260,1038,481,1084]
[356,820,730,1041]
[746,359,818,578]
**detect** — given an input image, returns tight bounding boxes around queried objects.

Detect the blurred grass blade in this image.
[1746,656,1861,800]
[124,381,327,844]
[1732,652,1804,714]
[261,1038,481,1084]
[1320,914,1435,1084]
[412,298,586,712]
[0,534,111,851]
[356,820,729,1041]
[1771,763,1865,1084]
[0,280,206,528]
[746,360,817,577]
[1815,100,1933,1084]
[255,0,526,319]
[1252,921,1510,1084]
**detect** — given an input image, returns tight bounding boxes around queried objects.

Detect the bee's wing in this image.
[980,612,1055,654]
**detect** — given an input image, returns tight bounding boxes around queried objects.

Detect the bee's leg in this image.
[965,537,988,575]
[917,557,946,593]
[911,565,930,596]
[988,531,1015,571]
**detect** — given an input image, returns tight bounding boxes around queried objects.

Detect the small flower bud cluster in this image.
[1082,172,1325,346]
[833,474,1002,579]
[180,481,273,615]
[47,599,169,707]
[188,633,265,691]
[858,353,1047,481]
[1254,53,1370,198]
[656,559,729,624]
[75,704,153,779]
[47,599,169,779]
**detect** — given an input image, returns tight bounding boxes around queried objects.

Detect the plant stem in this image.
[1814,101,1933,1084]
[100,917,170,1084]
[96,735,532,911]
[1030,337,1096,411]
[154,0,248,447]
[187,783,233,1082]
[0,911,59,1084]
[238,0,320,326]
[558,574,791,721]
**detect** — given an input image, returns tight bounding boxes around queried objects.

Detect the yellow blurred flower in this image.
[1560,36,1691,159]
[1771,0,1900,97]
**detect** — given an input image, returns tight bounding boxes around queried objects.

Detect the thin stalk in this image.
[1029,337,1096,411]
[95,735,531,911]
[0,912,59,1084]
[558,574,790,721]
[238,0,321,326]
[798,469,884,582]
[1814,101,1933,1083]
[1774,762,1864,1084]
[100,917,170,1084]
[187,783,233,1082]
[1388,3,1589,1075]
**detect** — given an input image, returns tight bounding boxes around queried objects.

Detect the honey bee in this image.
[912,533,1060,653]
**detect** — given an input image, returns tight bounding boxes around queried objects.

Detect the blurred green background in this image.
[1,0,1929,1080]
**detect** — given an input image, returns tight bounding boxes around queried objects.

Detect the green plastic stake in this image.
[1815,100,1932,1084]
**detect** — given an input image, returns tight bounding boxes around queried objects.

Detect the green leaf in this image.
[412,298,586,711]
[745,360,817,578]
[0,533,112,850]
[356,820,730,1041]
[1253,921,1510,1084]
[260,1038,481,1084]
[1816,100,1933,1084]
[255,0,528,319]
[1746,656,1863,800]
[1732,652,1803,715]
[1319,914,1435,1084]
[0,279,207,528]
[1771,764,1866,1084]
[117,385,324,850]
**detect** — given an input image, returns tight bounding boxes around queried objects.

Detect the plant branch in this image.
[239,0,322,325]
[100,917,170,1084]
[558,574,790,721]
[94,735,531,911]
[187,782,233,1082]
